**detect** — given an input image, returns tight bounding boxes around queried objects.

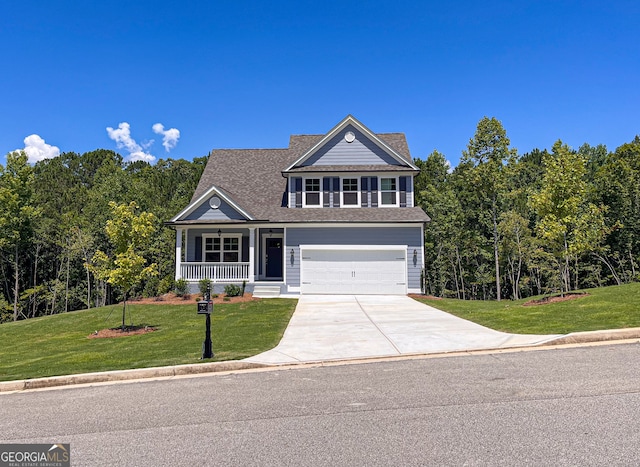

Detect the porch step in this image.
[252,285,281,298]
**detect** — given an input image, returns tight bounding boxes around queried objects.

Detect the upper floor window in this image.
[342,178,359,206]
[304,178,320,206]
[380,177,398,206]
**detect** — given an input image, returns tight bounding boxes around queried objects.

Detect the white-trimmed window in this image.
[304,178,321,206]
[380,177,398,206]
[342,178,359,206]
[203,234,241,262]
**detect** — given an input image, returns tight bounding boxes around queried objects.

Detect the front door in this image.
[265,238,283,278]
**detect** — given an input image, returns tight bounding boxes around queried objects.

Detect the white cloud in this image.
[106,122,155,163]
[152,123,180,152]
[16,134,60,164]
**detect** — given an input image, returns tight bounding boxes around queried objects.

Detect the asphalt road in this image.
[2,343,640,466]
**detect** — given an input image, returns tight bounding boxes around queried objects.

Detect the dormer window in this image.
[342,178,359,206]
[380,177,398,206]
[304,178,321,206]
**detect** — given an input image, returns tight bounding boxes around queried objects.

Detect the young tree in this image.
[530,141,608,294]
[89,201,158,329]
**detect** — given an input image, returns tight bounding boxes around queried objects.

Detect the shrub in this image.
[241,280,246,297]
[157,276,175,295]
[142,276,160,298]
[175,278,189,297]
[224,284,242,297]
[198,278,212,297]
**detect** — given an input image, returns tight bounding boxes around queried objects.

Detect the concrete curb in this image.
[2,328,640,394]
[0,361,267,393]
[542,327,640,346]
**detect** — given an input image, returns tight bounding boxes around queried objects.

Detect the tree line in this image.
[1,118,639,322]
[0,149,206,322]
[415,117,640,300]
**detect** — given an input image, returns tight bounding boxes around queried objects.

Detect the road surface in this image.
[2,343,640,466]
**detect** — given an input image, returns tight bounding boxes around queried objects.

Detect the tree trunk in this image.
[121,291,127,331]
[492,200,501,301]
[32,243,40,318]
[456,246,466,300]
[13,244,19,321]
[65,251,70,313]
[593,253,621,286]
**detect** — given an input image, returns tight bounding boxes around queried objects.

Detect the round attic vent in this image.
[345,131,355,143]
[209,196,221,209]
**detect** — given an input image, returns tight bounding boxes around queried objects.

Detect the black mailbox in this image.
[197,300,213,314]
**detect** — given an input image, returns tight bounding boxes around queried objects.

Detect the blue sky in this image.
[1,1,638,168]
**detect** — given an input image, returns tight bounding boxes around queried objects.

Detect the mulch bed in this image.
[409,294,442,300]
[523,292,589,306]
[128,292,258,305]
[88,325,157,339]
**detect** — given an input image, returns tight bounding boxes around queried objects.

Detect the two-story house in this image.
[168,115,430,296]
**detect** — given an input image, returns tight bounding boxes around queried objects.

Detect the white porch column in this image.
[175,228,183,281]
[249,228,255,283]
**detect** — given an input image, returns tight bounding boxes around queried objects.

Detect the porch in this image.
[174,226,284,283]
[179,262,250,282]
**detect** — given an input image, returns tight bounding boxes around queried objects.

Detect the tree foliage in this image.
[418,123,638,301]
[0,152,204,323]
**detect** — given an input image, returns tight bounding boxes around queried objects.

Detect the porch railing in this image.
[180,262,250,282]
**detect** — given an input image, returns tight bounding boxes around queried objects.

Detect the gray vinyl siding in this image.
[286,226,423,290]
[302,125,402,167]
[184,199,246,221]
[186,228,250,262]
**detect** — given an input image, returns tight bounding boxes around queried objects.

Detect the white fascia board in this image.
[300,244,407,251]
[285,222,425,229]
[170,185,255,222]
[283,115,419,172]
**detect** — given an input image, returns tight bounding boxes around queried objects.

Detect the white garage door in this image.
[301,248,407,295]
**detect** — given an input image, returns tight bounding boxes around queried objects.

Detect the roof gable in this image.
[284,115,419,172]
[171,186,254,223]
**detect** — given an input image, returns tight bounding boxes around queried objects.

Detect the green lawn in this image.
[415,282,640,334]
[0,299,297,382]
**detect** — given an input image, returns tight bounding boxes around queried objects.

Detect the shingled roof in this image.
[177,132,429,224]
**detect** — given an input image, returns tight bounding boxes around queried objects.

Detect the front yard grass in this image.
[415,282,640,335]
[0,299,297,382]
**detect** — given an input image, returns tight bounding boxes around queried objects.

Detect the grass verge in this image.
[0,299,297,382]
[415,282,640,335]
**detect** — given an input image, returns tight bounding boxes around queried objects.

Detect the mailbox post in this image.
[197,286,214,359]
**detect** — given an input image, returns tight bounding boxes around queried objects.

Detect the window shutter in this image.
[370,177,378,207]
[361,177,369,207]
[332,177,340,207]
[323,177,331,207]
[400,176,407,207]
[294,177,302,208]
[195,236,202,262]
[242,236,249,262]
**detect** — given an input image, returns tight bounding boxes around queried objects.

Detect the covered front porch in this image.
[174,226,285,284]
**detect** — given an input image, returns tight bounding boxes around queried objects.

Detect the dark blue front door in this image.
[266,238,283,278]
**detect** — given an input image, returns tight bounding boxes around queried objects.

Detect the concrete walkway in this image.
[245,295,561,364]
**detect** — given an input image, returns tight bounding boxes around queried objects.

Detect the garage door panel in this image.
[301,248,407,295]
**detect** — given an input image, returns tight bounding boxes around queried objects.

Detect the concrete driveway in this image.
[245,295,561,364]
